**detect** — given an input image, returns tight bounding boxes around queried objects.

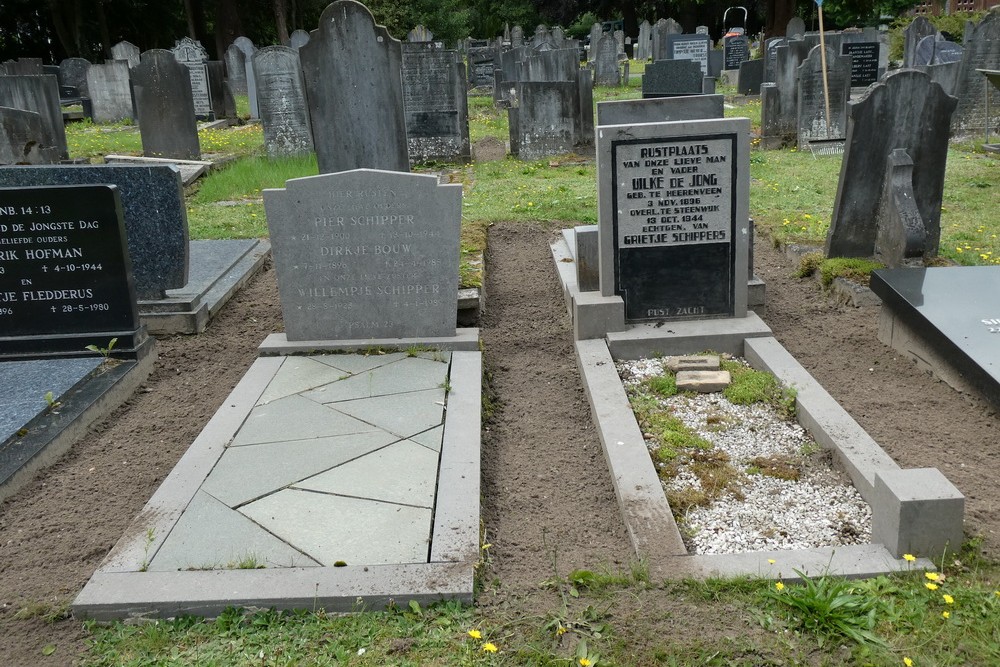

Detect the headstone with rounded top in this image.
[253,46,314,158]
[132,49,200,160]
[233,36,258,118]
[289,30,311,50]
[110,41,141,69]
[786,17,806,39]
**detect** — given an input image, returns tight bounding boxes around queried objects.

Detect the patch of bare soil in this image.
[1,222,998,664]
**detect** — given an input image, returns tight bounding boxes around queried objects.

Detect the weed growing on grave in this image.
[795,251,825,278]
[139,527,155,572]
[226,554,265,570]
[721,357,797,419]
[43,391,62,414]
[85,337,117,359]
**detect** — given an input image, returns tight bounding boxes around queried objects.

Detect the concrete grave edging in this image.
[72,348,482,620]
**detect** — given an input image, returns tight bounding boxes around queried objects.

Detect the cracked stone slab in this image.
[321,388,446,439]
[300,356,450,403]
[232,394,378,446]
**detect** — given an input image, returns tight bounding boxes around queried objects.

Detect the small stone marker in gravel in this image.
[666,354,721,372]
[676,370,731,392]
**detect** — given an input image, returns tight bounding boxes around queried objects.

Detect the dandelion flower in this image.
[904,658,914,667]
[925,582,939,591]
[556,625,567,635]
[943,594,954,605]
[775,582,785,591]
[768,559,776,564]
[925,572,940,581]
[467,629,482,639]
[580,660,592,667]
[903,554,916,562]
[482,642,498,653]
[942,611,950,619]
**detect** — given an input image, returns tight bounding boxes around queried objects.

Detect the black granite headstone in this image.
[0,184,142,358]
[642,59,703,98]
[737,59,764,95]
[132,50,200,160]
[724,35,750,70]
[841,42,879,87]
[467,47,497,87]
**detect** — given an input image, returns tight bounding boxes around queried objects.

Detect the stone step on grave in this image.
[103,154,212,186]
[676,370,731,393]
[666,354,721,372]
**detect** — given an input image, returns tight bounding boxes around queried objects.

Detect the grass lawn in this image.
[59,73,1000,667]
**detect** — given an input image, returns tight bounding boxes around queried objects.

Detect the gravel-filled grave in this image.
[617,355,872,555]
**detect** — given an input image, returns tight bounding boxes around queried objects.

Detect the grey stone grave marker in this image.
[724,35,750,70]
[408,25,433,42]
[826,69,956,259]
[234,36,258,118]
[667,33,712,76]
[59,58,91,98]
[771,40,811,142]
[111,41,141,69]
[841,41,879,87]
[696,26,709,35]
[509,82,580,159]
[737,59,764,95]
[521,48,579,82]
[597,118,750,322]
[874,149,927,268]
[263,169,461,340]
[205,61,228,119]
[915,36,965,66]
[950,10,1000,136]
[594,34,621,86]
[511,25,524,48]
[300,0,408,174]
[904,16,937,68]
[554,26,566,47]
[597,94,724,126]
[588,23,603,62]
[171,37,213,119]
[797,45,851,149]
[2,59,43,76]
[289,30,311,50]
[642,59,703,98]
[132,50,200,160]
[224,42,248,95]
[401,44,470,164]
[0,164,190,299]
[86,61,133,123]
[533,25,554,50]
[651,18,682,62]
[787,17,806,39]
[252,46,314,158]
[763,36,787,82]
[0,184,143,358]
[636,20,651,60]
[0,107,58,164]
[467,47,497,87]
[0,75,68,160]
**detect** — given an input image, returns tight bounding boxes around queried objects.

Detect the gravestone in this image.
[950,10,1000,136]
[737,59,764,95]
[0,164,190,298]
[0,107,59,164]
[759,83,784,148]
[589,24,603,62]
[511,25,524,48]
[667,34,712,76]
[0,184,143,358]
[111,41,141,69]
[642,59,703,98]
[0,75,68,160]
[224,42,248,95]
[651,18,682,62]
[597,118,750,321]
[874,149,927,268]
[724,35,750,70]
[533,25,554,50]
[696,26,709,35]
[510,82,580,160]
[301,0,408,174]
[401,44,470,164]
[594,34,621,86]
[636,20,651,60]
[841,42,879,87]
[763,36,787,82]
[770,40,811,142]
[1,59,43,76]
[233,36,258,118]
[467,47,497,87]
[59,58,91,97]
[86,61,133,123]
[786,17,806,39]
[263,169,461,340]
[205,61,228,119]
[597,94,724,126]
[826,69,955,259]
[252,46,314,158]
[521,48,579,82]
[132,50,200,160]
[289,30,311,50]
[553,26,566,47]
[171,37,213,119]
[903,16,937,68]
[914,36,964,66]
[407,25,433,42]
[797,45,851,149]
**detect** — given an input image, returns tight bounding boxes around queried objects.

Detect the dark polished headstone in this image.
[132,50,200,160]
[871,267,1000,409]
[401,44,470,165]
[0,184,142,358]
[597,94,723,126]
[597,118,751,322]
[826,70,956,259]
[0,75,68,160]
[642,59,703,98]
[724,35,750,70]
[252,46,314,158]
[300,0,408,174]
[0,107,58,164]
[0,165,189,299]
[736,59,763,95]
[841,42,879,87]
[467,47,497,86]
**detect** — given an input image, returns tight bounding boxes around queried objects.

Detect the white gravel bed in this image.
[618,356,872,555]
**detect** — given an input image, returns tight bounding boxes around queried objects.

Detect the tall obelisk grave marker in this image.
[597,118,750,322]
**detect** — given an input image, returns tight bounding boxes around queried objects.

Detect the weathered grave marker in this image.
[0,75,68,160]
[737,59,764,95]
[0,107,59,164]
[874,149,926,268]
[401,44,470,164]
[171,37,213,119]
[224,42,248,94]
[86,61,133,123]
[59,58,91,98]
[651,18,682,62]
[234,36,258,118]
[797,45,851,149]
[597,118,750,321]
[597,94,724,126]
[252,46,314,158]
[903,16,937,68]
[132,50,200,160]
[0,184,142,358]
[263,169,461,340]
[289,30,311,50]
[594,34,621,86]
[111,41,141,69]
[667,33,712,76]
[300,0,408,174]
[950,10,1000,136]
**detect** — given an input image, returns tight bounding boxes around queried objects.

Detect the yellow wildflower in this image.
[903,554,916,562]
[556,625,567,635]
[925,582,939,591]
[768,559,776,564]
[925,572,940,581]
[467,629,482,639]
[775,582,785,591]
[942,611,950,619]
[904,658,914,667]
[482,642,498,653]
[580,660,592,667]
[943,594,954,605]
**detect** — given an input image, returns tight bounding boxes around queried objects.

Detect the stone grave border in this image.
[0,343,156,503]
[551,231,961,580]
[72,342,481,620]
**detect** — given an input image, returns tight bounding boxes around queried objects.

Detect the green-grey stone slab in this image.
[300,356,449,403]
[148,490,319,571]
[232,394,378,446]
[239,489,432,566]
[321,388,446,439]
[294,439,439,508]
[311,352,407,375]
[202,431,399,507]
[257,357,351,406]
[409,425,443,452]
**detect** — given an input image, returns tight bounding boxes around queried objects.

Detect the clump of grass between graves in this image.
[817,257,884,288]
[720,358,797,419]
[795,251,825,278]
[748,454,802,481]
